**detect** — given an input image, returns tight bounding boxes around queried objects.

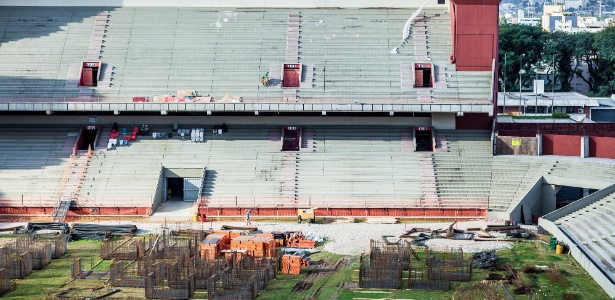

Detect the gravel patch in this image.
[92,219,519,255]
[0,220,521,255]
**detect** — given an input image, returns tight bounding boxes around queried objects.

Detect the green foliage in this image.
[499,24,615,96]
[553,111,570,118]
[499,24,548,92]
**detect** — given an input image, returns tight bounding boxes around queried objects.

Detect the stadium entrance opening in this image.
[162,168,203,201]
[166,178,184,201]
[80,61,100,87]
[414,63,433,88]
[282,63,301,88]
[415,126,433,152]
[78,125,98,150]
[282,126,301,151]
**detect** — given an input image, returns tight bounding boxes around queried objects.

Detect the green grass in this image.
[4,236,611,300]
[4,239,103,300]
[260,239,611,300]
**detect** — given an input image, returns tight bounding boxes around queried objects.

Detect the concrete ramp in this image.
[150,201,195,222]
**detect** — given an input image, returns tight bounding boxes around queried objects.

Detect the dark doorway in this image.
[556,186,596,209]
[282,126,301,151]
[166,178,184,201]
[415,127,433,152]
[414,63,433,88]
[80,62,100,87]
[78,128,98,150]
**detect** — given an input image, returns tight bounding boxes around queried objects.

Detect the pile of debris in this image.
[71,224,137,240]
[285,232,316,249]
[473,249,537,295]
[400,222,531,246]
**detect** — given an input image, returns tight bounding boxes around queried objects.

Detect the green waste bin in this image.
[550,237,557,250]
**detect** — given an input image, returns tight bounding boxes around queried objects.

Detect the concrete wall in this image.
[454,113,493,130]
[431,113,456,129]
[541,184,558,214]
[151,167,165,215]
[495,135,538,155]
[0,102,494,114]
[507,177,543,224]
[589,136,615,159]
[163,168,204,178]
[543,175,612,191]
[0,115,433,126]
[542,134,581,156]
[0,0,449,8]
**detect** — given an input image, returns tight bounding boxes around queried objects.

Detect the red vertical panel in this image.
[81,67,93,86]
[456,34,493,70]
[455,113,493,130]
[543,134,580,156]
[283,70,300,87]
[450,0,500,71]
[414,69,424,87]
[589,136,615,159]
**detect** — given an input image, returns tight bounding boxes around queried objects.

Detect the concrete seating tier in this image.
[555,192,615,282]
[548,160,615,185]
[0,126,77,203]
[0,7,491,102]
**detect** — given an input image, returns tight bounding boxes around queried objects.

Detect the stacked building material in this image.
[200,234,229,259]
[281,252,309,275]
[230,235,276,258]
[286,232,316,249]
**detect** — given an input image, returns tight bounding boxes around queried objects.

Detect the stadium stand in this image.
[0,126,74,207]
[540,184,615,298]
[0,7,493,103]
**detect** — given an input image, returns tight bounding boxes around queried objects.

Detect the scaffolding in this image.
[110,259,150,287]
[30,241,52,270]
[144,260,196,299]
[358,253,403,289]
[370,239,417,270]
[0,268,11,295]
[408,258,451,290]
[425,246,472,281]
[101,237,146,260]
[207,267,258,300]
[194,258,227,289]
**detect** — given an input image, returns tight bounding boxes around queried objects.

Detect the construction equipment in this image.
[297,208,315,224]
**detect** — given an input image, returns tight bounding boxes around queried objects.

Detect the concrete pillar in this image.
[536,133,542,156]
[581,135,589,158]
[431,113,456,130]
[583,188,590,197]
[542,184,558,214]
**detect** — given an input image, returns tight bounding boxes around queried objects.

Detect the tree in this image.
[543,31,577,92]
[569,30,615,96]
[593,27,615,95]
[498,24,548,92]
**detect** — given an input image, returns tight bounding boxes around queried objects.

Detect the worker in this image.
[261,72,270,87]
[297,214,302,224]
[246,209,251,226]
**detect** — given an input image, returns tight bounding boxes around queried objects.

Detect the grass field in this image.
[3,236,611,300]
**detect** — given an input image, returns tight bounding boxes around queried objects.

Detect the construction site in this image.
[0,0,614,298]
[0,219,608,300]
